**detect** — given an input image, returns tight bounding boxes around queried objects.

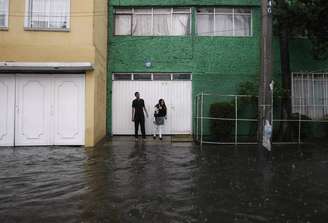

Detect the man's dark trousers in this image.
[134,115,146,138]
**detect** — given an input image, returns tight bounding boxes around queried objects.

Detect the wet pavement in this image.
[1,139,328,223]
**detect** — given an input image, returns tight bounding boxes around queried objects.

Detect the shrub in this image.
[210,102,235,141]
[290,113,312,139]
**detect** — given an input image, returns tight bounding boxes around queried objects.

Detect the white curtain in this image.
[172,14,190,35]
[197,8,251,36]
[115,15,131,35]
[49,0,69,28]
[31,0,47,28]
[115,8,190,36]
[197,14,214,36]
[215,14,233,36]
[132,14,152,36]
[0,0,8,27]
[292,74,328,119]
[313,78,325,119]
[0,0,4,10]
[234,15,251,36]
[30,0,69,28]
[153,14,170,36]
[292,77,302,114]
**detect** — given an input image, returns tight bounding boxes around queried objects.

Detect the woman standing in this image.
[153,99,167,140]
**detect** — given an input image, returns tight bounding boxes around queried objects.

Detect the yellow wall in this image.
[0,0,108,147]
[0,0,95,61]
[92,0,108,145]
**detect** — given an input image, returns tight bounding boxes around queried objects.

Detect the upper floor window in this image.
[114,8,191,36]
[25,0,70,30]
[197,8,252,37]
[0,0,8,28]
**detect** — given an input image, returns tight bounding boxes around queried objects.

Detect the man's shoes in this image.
[153,135,156,139]
[159,137,163,141]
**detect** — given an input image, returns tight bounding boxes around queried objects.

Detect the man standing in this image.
[132,92,148,140]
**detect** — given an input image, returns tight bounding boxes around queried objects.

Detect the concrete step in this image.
[171,135,193,142]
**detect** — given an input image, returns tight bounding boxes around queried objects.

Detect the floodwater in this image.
[1,140,328,223]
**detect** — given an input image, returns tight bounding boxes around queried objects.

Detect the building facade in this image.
[107,0,328,137]
[108,0,261,136]
[0,0,108,147]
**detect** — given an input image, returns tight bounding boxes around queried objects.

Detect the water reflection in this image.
[0,142,328,222]
[82,146,116,222]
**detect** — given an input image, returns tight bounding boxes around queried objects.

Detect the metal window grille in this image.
[0,0,8,27]
[113,73,192,81]
[292,73,328,120]
[25,0,70,29]
[153,73,172,81]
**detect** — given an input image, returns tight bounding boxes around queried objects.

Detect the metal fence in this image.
[194,93,328,146]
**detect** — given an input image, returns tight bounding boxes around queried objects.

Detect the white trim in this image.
[67,0,71,29]
[24,0,28,28]
[0,62,93,71]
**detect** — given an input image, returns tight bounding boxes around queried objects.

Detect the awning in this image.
[0,62,94,72]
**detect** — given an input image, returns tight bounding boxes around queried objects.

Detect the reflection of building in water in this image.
[82,147,119,221]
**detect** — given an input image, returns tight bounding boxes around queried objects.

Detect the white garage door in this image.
[0,74,85,146]
[112,73,192,135]
[0,75,15,146]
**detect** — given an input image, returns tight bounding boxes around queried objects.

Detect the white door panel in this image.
[14,74,85,146]
[53,75,85,145]
[0,75,15,146]
[112,80,192,135]
[112,81,135,135]
[169,82,192,134]
[15,75,52,146]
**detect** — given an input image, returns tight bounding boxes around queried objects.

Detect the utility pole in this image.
[258,0,273,147]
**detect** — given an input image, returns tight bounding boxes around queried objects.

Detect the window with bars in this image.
[114,8,191,36]
[292,73,328,120]
[113,73,192,81]
[25,0,70,30]
[197,8,252,36]
[0,0,8,28]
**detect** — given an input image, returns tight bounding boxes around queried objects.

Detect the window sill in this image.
[113,35,192,37]
[0,27,9,31]
[24,27,70,32]
[112,35,254,38]
[196,35,254,38]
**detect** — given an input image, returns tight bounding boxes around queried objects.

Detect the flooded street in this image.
[1,140,328,223]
